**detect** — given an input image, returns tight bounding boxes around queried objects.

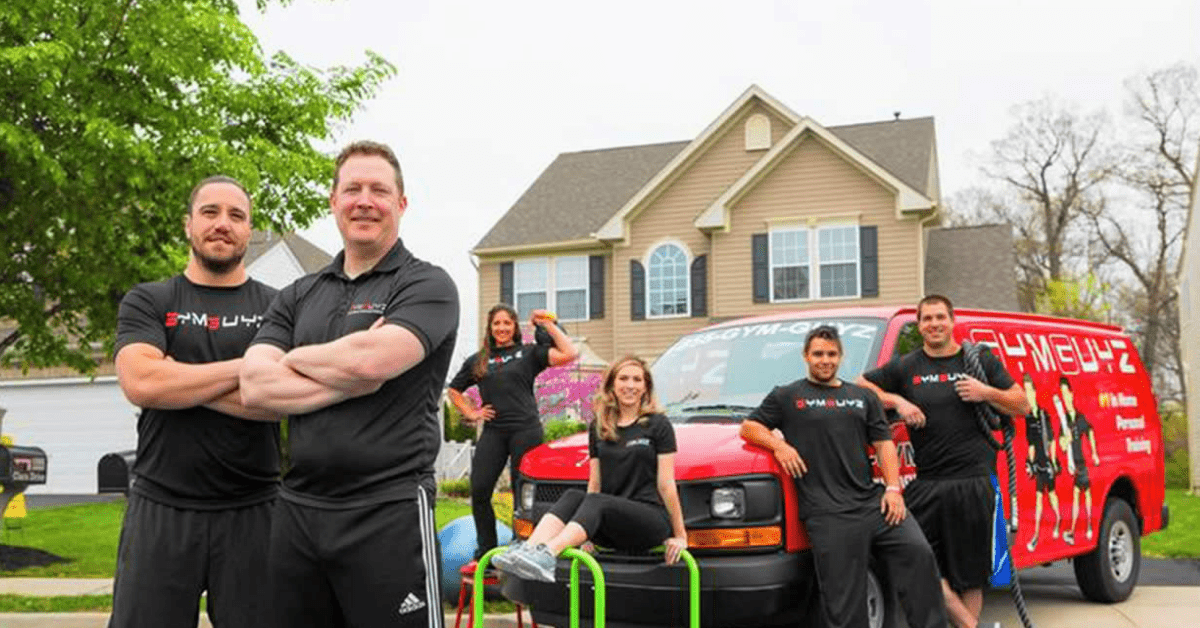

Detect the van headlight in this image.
[520,482,536,511]
[710,487,745,519]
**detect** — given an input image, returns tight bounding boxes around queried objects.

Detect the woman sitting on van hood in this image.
[494,355,689,582]
[447,304,578,565]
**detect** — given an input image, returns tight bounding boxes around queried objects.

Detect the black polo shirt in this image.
[251,239,459,508]
[748,379,891,519]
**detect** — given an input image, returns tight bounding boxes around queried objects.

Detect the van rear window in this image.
[654,318,885,421]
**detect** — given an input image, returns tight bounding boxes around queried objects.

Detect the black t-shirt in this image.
[1067,409,1092,466]
[862,346,1014,479]
[114,275,280,509]
[447,343,550,430]
[1025,408,1054,468]
[587,413,676,506]
[748,379,892,518]
[251,239,459,508]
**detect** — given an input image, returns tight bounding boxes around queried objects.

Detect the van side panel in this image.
[958,315,1164,570]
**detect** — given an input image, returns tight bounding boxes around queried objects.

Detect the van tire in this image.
[866,562,900,628]
[1073,498,1140,602]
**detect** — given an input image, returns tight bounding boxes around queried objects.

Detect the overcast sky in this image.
[241,0,1200,361]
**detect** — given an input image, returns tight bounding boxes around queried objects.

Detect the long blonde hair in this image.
[593,355,663,442]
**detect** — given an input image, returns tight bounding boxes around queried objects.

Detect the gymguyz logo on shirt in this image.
[348,301,387,316]
[794,398,866,409]
[911,372,968,386]
[491,350,523,365]
[164,312,263,330]
[626,438,651,448]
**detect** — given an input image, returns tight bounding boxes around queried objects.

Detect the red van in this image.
[504,306,1168,628]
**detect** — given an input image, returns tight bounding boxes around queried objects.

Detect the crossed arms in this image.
[115,344,279,422]
[239,318,426,415]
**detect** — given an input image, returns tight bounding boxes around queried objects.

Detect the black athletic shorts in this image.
[904,475,994,593]
[270,485,443,628]
[1073,464,1091,490]
[1031,463,1056,493]
[108,493,274,628]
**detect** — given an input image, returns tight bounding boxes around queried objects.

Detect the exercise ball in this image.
[437,515,513,603]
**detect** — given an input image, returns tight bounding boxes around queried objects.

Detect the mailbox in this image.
[98,450,137,495]
[0,445,47,485]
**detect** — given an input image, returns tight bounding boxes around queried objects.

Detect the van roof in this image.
[695,306,1127,335]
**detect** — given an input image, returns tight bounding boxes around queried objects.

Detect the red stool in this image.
[454,561,537,628]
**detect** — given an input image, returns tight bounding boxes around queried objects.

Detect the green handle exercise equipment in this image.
[473,545,700,628]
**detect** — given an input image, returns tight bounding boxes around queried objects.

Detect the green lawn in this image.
[5,497,473,578]
[1143,488,1200,559]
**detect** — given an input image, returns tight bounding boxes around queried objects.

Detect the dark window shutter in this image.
[500,262,514,306]
[690,255,707,318]
[860,226,878,298]
[589,255,605,320]
[752,233,769,303]
[630,260,645,321]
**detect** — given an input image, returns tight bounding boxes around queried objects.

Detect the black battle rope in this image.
[962,341,1036,628]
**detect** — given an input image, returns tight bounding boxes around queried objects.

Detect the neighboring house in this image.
[1179,142,1200,494]
[472,85,1016,363]
[0,231,330,494]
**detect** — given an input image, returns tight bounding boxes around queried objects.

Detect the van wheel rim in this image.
[1108,520,1134,582]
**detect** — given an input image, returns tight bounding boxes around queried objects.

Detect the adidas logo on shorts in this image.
[397,592,426,615]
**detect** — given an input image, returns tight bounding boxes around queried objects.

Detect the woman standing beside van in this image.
[448,304,578,565]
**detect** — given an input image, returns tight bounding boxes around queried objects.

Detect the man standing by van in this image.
[112,176,280,628]
[742,326,947,628]
[857,295,1027,628]
[240,140,458,628]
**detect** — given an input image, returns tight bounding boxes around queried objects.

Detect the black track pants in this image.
[804,502,947,628]
[547,488,671,550]
[269,486,443,628]
[108,493,274,628]
[471,424,543,558]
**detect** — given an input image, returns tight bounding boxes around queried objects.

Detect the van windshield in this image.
[653,317,886,422]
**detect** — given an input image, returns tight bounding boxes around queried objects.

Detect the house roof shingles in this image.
[475,117,937,251]
[924,224,1019,312]
[475,141,689,251]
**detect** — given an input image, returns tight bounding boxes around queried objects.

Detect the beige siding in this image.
[712,134,923,318]
[610,102,792,361]
[476,252,616,362]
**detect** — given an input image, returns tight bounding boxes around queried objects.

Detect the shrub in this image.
[1162,406,1190,489]
[443,401,476,443]
[439,477,471,498]
[543,417,588,442]
[492,491,513,526]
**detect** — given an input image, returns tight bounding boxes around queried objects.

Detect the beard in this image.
[191,238,246,275]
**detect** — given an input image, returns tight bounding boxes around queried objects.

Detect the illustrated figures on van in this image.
[1022,373,1062,552]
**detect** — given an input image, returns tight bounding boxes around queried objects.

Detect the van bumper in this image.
[500,550,819,628]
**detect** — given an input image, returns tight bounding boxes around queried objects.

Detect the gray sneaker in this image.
[507,543,558,582]
[491,540,526,573]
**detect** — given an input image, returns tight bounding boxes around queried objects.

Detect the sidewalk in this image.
[0,578,529,628]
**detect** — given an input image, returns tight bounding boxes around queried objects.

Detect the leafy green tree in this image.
[0,0,394,372]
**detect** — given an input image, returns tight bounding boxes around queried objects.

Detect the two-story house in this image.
[472,85,1016,362]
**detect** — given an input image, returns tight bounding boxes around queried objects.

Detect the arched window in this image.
[647,243,689,317]
[745,113,771,151]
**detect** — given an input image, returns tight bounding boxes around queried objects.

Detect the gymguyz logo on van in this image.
[794,398,865,409]
[348,301,387,316]
[911,372,968,386]
[165,312,263,330]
